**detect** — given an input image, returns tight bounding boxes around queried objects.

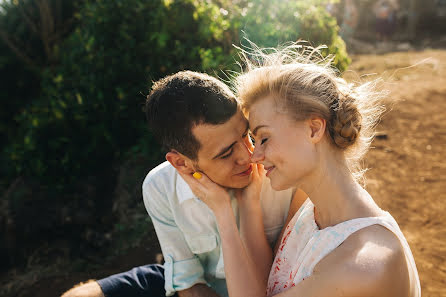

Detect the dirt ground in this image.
[347,49,446,297]
[7,49,446,297]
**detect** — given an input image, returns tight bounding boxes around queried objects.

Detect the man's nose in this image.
[250,146,264,163]
[235,142,253,165]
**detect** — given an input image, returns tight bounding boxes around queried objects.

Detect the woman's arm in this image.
[177,166,268,297]
[214,203,267,297]
[218,169,311,297]
[236,165,272,286]
[237,197,272,286]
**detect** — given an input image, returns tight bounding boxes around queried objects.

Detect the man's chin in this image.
[227,173,253,189]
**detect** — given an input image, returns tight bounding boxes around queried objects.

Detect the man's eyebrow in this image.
[212,142,236,159]
[251,125,268,136]
[212,123,249,160]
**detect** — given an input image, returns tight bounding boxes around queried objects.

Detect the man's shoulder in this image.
[142,161,180,202]
[141,161,182,212]
[142,161,176,189]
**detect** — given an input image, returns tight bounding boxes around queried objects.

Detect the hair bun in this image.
[330,93,362,149]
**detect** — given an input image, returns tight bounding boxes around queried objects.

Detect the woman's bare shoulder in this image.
[312,225,410,297]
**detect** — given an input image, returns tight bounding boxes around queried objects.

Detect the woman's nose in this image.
[250,146,264,163]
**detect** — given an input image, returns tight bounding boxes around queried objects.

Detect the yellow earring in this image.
[193,172,202,180]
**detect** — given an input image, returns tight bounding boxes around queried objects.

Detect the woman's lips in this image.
[265,166,275,177]
[237,165,253,176]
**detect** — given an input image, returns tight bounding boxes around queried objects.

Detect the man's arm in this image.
[143,180,208,296]
[177,284,221,297]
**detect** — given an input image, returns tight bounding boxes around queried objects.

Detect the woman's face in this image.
[249,95,319,191]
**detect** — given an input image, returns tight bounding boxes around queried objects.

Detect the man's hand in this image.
[177,170,231,213]
[177,284,221,297]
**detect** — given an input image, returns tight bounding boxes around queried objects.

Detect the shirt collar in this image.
[176,173,197,204]
[175,172,236,204]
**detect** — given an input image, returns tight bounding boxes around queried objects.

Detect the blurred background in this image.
[0,0,445,296]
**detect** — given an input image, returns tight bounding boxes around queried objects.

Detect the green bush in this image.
[0,0,79,183]
[0,0,351,271]
[7,0,235,187]
[231,0,350,72]
[4,0,350,189]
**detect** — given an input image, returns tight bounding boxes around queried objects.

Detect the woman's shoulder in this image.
[314,224,410,297]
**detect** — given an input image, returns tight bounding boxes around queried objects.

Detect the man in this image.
[62,71,305,297]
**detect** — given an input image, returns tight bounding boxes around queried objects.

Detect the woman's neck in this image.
[300,154,383,230]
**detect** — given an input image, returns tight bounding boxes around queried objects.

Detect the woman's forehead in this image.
[248,96,277,127]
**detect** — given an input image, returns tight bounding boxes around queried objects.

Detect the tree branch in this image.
[18,2,39,36]
[0,28,39,70]
[36,0,54,62]
[48,17,75,43]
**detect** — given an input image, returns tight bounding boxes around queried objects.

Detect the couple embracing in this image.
[63,45,421,297]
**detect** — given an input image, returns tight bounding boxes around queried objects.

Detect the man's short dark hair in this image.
[145,71,238,160]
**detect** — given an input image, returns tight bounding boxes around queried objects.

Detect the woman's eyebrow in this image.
[251,125,268,136]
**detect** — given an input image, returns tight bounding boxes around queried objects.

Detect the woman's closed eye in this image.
[260,138,268,145]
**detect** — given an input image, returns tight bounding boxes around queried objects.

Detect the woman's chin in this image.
[269,177,289,192]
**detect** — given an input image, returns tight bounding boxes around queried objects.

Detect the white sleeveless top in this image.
[267,199,421,296]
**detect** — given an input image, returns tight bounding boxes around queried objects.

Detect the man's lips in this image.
[264,166,275,177]
[236,165,253,176]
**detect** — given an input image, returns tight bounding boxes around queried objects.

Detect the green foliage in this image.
[0,0,351,271]
[0,1,39,166]
[233,0,350,71]
[0,0,78,184]
[7,0,234,186]
[3,0,350,188]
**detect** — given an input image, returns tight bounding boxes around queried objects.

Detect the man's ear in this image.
[307,117,326,144]
[166,151,195,174]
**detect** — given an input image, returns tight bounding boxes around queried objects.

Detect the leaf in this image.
[76,93,83,105]
[53,74,63,84]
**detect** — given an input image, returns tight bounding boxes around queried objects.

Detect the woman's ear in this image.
[307,117,326,144]
[166,151,195,174]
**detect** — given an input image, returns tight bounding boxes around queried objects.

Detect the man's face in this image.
[191,110,253,189]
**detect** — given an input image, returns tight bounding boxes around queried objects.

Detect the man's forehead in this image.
[193,113,248,158]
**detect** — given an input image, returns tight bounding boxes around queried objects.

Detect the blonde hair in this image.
[233,43,386,179]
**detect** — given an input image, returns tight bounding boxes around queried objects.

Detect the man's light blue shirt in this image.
[143,162,293,297]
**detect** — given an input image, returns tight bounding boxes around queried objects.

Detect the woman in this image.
[179,44,421,297]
